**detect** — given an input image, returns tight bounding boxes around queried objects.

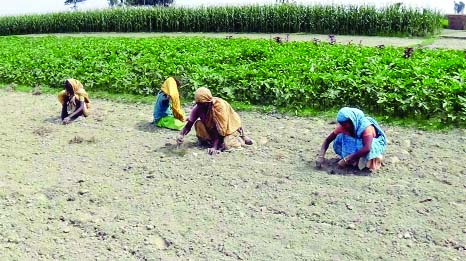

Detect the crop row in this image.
[0,36,464,124]
[0,5,442,37]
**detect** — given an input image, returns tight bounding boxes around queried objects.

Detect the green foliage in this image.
[0,36,464,125]
[440,17,449,28]
[0,5,442,37]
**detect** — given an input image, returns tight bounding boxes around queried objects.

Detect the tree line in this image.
[64,0,175,9]
[65,0,294,9]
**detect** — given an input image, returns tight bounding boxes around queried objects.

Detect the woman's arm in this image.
[207,130,221,155]
[61,96,69,120]
[319,132,338,158]
[316,131,338,167]
[180,120,194,136]
[63,97,85,124]
[345,134,373,165]
[177,105,199,143]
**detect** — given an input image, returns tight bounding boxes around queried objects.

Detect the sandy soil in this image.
[0,89,465,260]
[427,38,466,50]
[23,31,466,50]
[20,32,424,48]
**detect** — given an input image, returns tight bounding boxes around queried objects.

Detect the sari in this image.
[153,77,185,130]
[333,107,387,170]
[193,87,243,150]
[58,79,91,117]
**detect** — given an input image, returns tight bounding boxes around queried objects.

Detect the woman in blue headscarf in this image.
[316,107,387,172]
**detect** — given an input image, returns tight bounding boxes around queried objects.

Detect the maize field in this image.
[0,5,442,37]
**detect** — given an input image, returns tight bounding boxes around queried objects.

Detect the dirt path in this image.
[1,90,465,260]
[21,30,466,49]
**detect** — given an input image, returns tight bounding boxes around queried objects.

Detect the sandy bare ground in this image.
[26,32,422,47]
[427,38,466,50]
[20,31,466,49]
[0,89,465,260]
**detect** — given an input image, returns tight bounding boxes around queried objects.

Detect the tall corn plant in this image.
[0,4,442,36]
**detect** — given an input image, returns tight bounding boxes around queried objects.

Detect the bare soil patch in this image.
[0,90,465,259]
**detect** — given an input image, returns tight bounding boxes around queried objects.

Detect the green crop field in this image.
[0,36,464,125]
[0,5,442,37]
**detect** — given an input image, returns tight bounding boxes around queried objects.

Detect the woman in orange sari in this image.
[176,87,253,155]
[57,79,91,124]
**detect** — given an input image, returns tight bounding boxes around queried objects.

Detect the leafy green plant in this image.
[0,36,464,125]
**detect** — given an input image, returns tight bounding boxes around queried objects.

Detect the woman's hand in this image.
[337,156,349,168]
[62,117,71,125]
[176,134,184,144]
[315,155,325,168]
[207,148,220,155]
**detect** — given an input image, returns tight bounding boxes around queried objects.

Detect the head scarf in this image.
[194,87,241,136]
[195,87,213,103]
[58,79,91,109]
[337,107,373,137]
[211,97,242,136]
[67,79,83,93]
[336,107,387,141]
[161,77,185,122]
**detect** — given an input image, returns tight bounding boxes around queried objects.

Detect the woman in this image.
[58,79,91,125]
[153,77,185,130]
[316,107,387,172]
[176,87,253,155]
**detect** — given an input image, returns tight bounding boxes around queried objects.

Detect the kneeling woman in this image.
[317,107,387,172]
[177,87,253,155]
[58,79,91,125]
[153,77,185,130]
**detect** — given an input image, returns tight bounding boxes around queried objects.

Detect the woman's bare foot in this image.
[242,136,253,145]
